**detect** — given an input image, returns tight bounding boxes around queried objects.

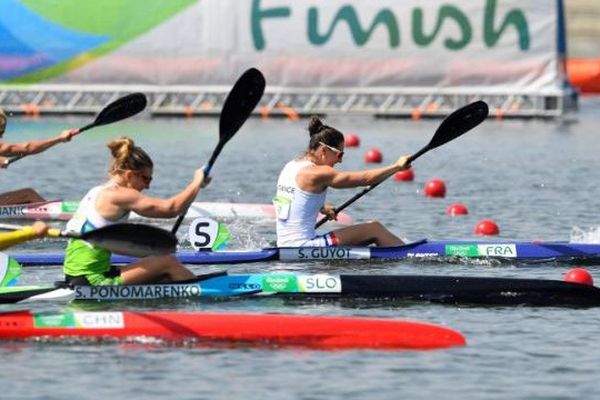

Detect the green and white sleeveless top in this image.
[63,182,130,278]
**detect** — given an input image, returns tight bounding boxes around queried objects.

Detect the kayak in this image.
[0,309,466,351]
[14,239,600,266]
[0,200,78,221]
[2,270,600,306]
[0,200,353,225]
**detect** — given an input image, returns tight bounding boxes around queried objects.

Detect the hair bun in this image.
[107,136,134,159]
[308,116,324,137]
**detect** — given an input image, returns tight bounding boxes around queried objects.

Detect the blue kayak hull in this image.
[12,239,600,266]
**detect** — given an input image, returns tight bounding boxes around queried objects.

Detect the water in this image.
[2,98,600,399]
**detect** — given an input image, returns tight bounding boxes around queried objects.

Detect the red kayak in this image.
[0,310,466,351]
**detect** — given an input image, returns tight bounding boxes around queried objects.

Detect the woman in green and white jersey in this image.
[64,137,208,286]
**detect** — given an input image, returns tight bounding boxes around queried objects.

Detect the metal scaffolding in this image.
[0,84,578,119]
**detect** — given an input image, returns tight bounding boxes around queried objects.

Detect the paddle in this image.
[0,223,176,257]
[171,68,266,234]
[6,92,148,166]
[315,100,490,228]
[53,223,178,257]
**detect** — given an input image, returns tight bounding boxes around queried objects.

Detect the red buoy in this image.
[563,268,594,286]
[446,203,468,216]
[345,134,360,147]
[394,168,414,182]
[474,220,500,236]
[364,148,382,163]
[424,179,446,198]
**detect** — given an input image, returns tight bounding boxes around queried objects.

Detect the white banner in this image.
[46,0,565,92]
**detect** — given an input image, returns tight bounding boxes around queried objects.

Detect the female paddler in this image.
[0,108,77,167]
[274,116,410,247]
[63,137,208,285]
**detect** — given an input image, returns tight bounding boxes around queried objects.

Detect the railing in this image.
[0,84,578,119]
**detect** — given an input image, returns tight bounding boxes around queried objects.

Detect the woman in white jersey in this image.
[274,116,410,247]
[63,137,208,286]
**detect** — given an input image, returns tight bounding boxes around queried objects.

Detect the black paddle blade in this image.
[429,100,489,149]
[93,93,148,128]
[408,101,488,163]
[80,223,177,257]
[219,68,265,143]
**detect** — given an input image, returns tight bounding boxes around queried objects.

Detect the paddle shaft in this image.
[170,148,221,234]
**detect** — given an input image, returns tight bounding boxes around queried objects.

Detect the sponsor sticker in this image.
[261,275,298,292]
[298,275,342,293]
[34,312,124,329]
[445,244,517,258]
[279,247,370,261]
[62,201,79,213]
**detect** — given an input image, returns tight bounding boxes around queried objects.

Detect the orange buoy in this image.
[259,106,270,119]
[567,58,600,95]
[279,104,299,121]
[394,168,414,182]
[563,268,594,286]
[411,108,422,120]
[474,220,499,236]
[424,179,446,198]
[345,134,360,147]
[446,203,468,216]
[364,148,382,163]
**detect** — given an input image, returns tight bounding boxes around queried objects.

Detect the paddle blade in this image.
[219,68,265,143]
[80,223,177,257]
[429,101,489,149]
[92,93,148,129]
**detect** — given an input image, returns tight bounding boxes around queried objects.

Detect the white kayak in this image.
[0,200,353,225]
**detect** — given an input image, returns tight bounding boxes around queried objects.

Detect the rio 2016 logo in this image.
[0,0,194,82]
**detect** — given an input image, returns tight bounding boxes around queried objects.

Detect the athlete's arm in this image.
[299,156,410,191]
[107,169,208,218]
[0,129,76,157]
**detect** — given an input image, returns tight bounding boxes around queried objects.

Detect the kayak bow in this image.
[0,310,466,351]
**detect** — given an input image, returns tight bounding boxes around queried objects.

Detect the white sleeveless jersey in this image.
[274,159,327,246]
[66,182,130,235]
